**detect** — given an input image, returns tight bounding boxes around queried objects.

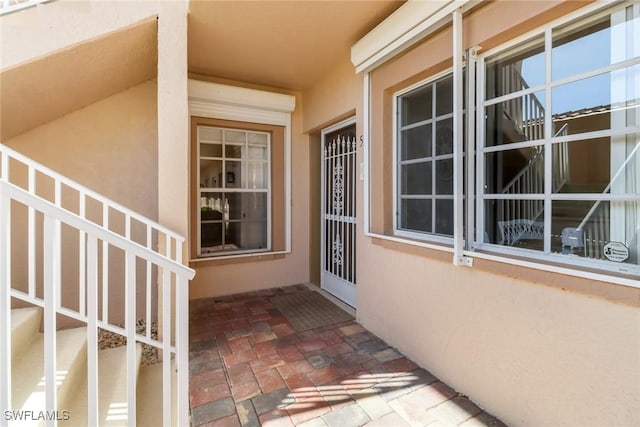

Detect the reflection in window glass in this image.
[482,4,640,272]
[197,126,271,256]
[401,125,432,160]
[552,17,610,81]
[397,72,465,238]
[401,86,432,126]
[485,35,545,100]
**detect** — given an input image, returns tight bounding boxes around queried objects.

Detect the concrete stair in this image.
[9,307,156,426]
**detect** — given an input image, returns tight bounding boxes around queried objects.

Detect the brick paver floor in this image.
[189,285,506,427]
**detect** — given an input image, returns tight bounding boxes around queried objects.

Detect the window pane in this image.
[551,200,594,256]
[200,143,222,158]
[248,132,268,146]
[552,66,639,133]
[242,193,268,221]
[485,35,545,99]
[435,199,454,235]
[401,162,432,195]
[400,199,432,233]
[249,146,268,160]
[485,91,546,146]
[435,119,453,155]
[247,161,268,189]
[225,193,243,220]
[436,75,453,116]
[401,124,432,160]
[227,220,268,251]
[225,130,246,144]
[552,9,640,80]
[201,222,223,253]
[484,199,545,250]
[401,85,432,126]
[225,144,243,159]
[199,126,222,142]
[200,192,224,217]
[225,161,242,188]
[551,139,609,193]
[484,146,544,194]
[435,159,454,194]
[200,159,222,188]
[551,200,640,267]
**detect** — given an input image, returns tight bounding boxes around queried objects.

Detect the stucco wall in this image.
[300,2,640,426]
[358,240,639,426]
[5,80,159,325]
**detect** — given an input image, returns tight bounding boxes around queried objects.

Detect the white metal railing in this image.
[0,0,50,15]
[577,141,640,259]
[0,143,195,426]
[500,125,569,245]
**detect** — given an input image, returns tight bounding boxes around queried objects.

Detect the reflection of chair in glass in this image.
[498,219,544,246]
[561,227,584,254]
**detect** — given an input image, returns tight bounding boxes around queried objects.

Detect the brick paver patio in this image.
[189,285,506,427]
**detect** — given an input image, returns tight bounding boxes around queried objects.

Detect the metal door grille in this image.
[323,135,357,285]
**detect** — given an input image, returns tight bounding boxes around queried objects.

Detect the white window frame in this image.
[393,69,460,245]
[196,125,272,257]
[474,1,640,277]
[188,79,295,262]
[358,0,640,287]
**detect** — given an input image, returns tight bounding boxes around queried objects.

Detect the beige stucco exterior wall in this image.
[188,92,311,298]
[358,242,639,426]
[0,0,164,71]
[302,2,640,426]
[5,80,158,325]
[303,50,363,288]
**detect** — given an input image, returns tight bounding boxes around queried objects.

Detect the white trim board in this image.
[351,0,475,73]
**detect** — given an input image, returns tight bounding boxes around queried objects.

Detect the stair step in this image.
[11,307,42,362]
[11,327,87,426]
[137,360,177,427]
[65,344,143,426]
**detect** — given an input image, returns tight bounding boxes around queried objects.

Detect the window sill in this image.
[367,231,454,252]
[467,245,640,289]
[190,250,290,267]
[365,231,639,303]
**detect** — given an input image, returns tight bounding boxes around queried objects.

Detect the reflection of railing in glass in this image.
[501,63,544,141]
[577,142,640,260]
[499,124,569,245]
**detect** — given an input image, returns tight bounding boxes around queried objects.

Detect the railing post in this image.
[86,235,99,426]
[125,252,137,426]
[0,184,12,425]
[162,269,172,427]
[176,275,189,427]
[43,215,59,427]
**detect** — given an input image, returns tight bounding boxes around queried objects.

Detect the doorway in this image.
[321,118,357,307]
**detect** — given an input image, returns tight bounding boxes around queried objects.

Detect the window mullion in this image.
[452,8,466,265]
[543,28,553,254]
[476,55,486,247]
[431,82,437,234]
[466,47,479,251]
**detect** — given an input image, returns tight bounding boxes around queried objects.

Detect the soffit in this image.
[0,18,157,141]
[188,0,404,91]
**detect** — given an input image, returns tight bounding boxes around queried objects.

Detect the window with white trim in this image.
[197,125,271,256]
[395,72,464,240]
[478,3,640,273]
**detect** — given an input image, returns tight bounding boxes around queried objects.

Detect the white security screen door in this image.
[321,119,357,307]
